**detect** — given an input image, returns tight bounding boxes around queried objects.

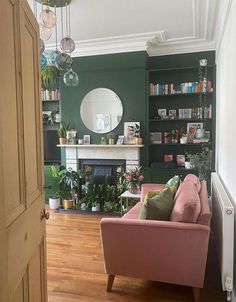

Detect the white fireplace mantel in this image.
[57,144,144,171]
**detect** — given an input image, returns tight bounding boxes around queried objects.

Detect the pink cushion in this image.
[197,181,211,226]
[184,174,201,193]
[170,181,201,223]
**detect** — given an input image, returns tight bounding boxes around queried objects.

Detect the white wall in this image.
[216,0,236,204]
[215,0,236,297]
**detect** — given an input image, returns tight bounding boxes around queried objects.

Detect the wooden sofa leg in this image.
[193,287,201,302]
[106,275,115,292]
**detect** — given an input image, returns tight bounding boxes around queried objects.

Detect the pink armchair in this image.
[100,182,211,302]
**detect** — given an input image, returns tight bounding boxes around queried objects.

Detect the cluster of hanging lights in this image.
[34,0,79,87]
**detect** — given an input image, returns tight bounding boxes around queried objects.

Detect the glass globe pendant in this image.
[40,24,52,41]
[63,68,79,86]
[56,53,73,71]
[40,54,47,69]
[40,8,56,29]
[40,39,45,54]
[60,37,75,53]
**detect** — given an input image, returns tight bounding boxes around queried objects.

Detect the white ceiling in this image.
[28,0,219,56]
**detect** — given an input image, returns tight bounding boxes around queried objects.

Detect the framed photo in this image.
[83,135,90,144]
[116,135,124,145]
[158,109,167,119]
[176,154,185,167]
[178,109,184,119]
[164,154,173,162]
[150,132,162,144]
[124,122,140,144]
[187,123,203,142]
[169,109,176,119]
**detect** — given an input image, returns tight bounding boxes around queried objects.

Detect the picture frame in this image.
[83,135,91,144]
[124,121,140,144]
[178,108,184,119]
[150,132,162,144]
[116,135,124,145]
[187,123,203,142]
[158,109,167,119]
[168,109,176,119]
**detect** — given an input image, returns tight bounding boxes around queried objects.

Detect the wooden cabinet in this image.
[0,0,47,301]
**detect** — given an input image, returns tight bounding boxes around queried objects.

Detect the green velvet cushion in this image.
[165,175,181,193]
[139,188,175,220]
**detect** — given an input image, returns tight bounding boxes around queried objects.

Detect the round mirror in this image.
[80,88,123,134]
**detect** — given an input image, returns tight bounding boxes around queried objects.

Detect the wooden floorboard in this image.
[46,210,226,302]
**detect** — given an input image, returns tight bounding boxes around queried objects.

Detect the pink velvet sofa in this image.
[100,179,211,302]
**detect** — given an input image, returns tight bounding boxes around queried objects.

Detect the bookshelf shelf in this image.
[149,91,213,98]
[149,118,212,122]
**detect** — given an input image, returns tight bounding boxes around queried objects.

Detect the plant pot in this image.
[135,137,142,145]
[108,138,115,145]
[63,199,73,210]
[185,161,191,169]
[59,137,67,145]
[49,197,60,210]
[92,204,100,212]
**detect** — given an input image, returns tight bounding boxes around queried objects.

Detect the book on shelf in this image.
[150,132,162,144]
[192,137,210,143]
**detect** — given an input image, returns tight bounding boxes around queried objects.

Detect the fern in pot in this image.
[41,66,59,91]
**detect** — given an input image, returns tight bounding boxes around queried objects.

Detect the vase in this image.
[128,184,139,194]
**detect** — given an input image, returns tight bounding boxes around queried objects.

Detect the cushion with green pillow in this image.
[143,189,162,202]
[139,187,175,220]
[165,175,181,193]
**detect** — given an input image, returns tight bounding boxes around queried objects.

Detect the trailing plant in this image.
[57,122,70,138]
[41,66,60,91]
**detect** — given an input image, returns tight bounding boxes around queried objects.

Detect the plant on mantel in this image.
[57,121,70,144]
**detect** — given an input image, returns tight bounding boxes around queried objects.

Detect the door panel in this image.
[2,0,25,226]
[20,5,43,207]
[0,0,47,301]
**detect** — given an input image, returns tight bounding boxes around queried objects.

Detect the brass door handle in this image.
[40,209,50,220]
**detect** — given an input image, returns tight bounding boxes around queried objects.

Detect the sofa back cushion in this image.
[197,180,211,226]
[170,180,201,223]
[139,188,175,221]
[184,174,201,193]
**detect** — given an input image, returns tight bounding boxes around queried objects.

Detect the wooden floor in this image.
[46,210,226,302]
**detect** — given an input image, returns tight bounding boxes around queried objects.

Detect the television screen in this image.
[43,130,61,163]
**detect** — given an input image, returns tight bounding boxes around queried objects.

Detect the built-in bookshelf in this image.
[42,89,61,129]
[146,64,215,173]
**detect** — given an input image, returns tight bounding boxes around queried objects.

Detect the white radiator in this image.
[211,173,234,300]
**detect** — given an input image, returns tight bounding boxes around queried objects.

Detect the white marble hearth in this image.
[57,144,144,171]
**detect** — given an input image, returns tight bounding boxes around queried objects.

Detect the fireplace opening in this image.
[80,159,126,184]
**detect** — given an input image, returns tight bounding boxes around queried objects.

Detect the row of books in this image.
[149,80,213,95]
[41,89,60,101]
[178,105,212,119]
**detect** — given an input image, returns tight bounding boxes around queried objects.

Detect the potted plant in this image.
[48,165,62,209]
[41,65,60,91]
[106,132,116,145]
[58,168,81,209]
[123,166,144,194]
[58,122,70,144]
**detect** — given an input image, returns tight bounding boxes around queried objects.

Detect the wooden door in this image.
[0,0,47,301]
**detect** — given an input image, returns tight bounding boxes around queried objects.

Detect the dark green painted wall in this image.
[60,51,147,164]
[59,50,215,168]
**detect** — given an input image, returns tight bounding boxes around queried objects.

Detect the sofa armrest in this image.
[100,218,210,288]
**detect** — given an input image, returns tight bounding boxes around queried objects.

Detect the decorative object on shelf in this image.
[58,121,70,144]
[78,139,84,145]
[150,132,162,144]
[180,135,188,144]
[116,135,124,145]
[176,155,185,167]
[158,109,167,119]
[124,167,144,194]
[124,122,140,144]
[34,0,79,87]
[187,122,203,142]
[169,109,176,119]
[100,137,107,145]
[66,129,77,144]
[83,135,91,145]
[106,132,116,145]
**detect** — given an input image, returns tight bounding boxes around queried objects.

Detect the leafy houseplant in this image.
[58,122,70,144]
[185,146,211,180]
[41,66,60,91]
[123,166,144,194]
[58,167,82,209]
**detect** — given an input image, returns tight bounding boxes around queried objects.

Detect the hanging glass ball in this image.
[63,69,79,87]
[56,53,73,71]
[40,8,56,29]
[60,37,75,53]
[40,24,52,41]
[40,39,45,54]
[40,54,47,70]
